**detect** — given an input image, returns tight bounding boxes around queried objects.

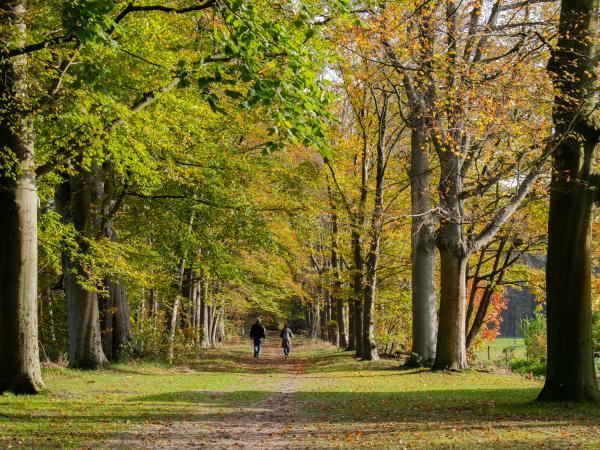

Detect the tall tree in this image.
[362,89,391,361]
[538,0,600,402]
[0,0,44,394]
[328,185,348,348]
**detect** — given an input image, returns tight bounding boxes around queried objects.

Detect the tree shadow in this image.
[123,387,600,423]
[3,387,599,448]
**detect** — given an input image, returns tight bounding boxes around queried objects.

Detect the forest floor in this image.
[1,338,599,449]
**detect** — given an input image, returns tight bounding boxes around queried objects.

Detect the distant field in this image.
[473,337,526,366]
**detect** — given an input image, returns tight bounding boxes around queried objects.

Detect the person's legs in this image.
[284,346,290,358]
[255,340,262,358]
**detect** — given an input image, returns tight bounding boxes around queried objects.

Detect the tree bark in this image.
[200,278,211,348]
[538,0,600,402]
[351,229,365,358]
[362,221,380,362]
[326,289,335,343]
[362,92,389,362]
[217,301,225,342]
[0,0,44,394]
[347,298,356,350]
[408,123,437,366]
[167,295,180,363]
[99,216,134,361]
[433,150,469,370]
[150,289,158,328]
[210,305,219,347]
[60,170,108,369]
[329,194,348,348]
[100,281,134,361]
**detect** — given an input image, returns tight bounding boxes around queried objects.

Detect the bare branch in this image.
[471,139,553,251]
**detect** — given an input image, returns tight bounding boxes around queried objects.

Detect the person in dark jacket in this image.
[249,318,266,358]
[280,324,293,359]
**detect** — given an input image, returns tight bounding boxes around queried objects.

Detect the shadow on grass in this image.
[4,387,596,424]
[125,387,600,422]
[2,387,599,449]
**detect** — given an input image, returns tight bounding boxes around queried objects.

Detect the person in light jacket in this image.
[280,324,293,359]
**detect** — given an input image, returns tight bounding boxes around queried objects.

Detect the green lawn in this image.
[295,351,600,448]
[473,337,527,366]
[0,345,283,448]
[1,340,598,449]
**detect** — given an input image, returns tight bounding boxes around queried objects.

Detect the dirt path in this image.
[111,339,308,449]
[191,343,304,450]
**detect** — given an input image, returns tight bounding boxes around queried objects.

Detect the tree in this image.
[328,185,348,348]
[538,0,600,402]
[0,0,44,394]
[344,0,555,369]
[29,0,340,368]
[362,89,391,361]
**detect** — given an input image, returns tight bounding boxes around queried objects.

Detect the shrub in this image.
[519,312,546,362]
[510,357,546,377]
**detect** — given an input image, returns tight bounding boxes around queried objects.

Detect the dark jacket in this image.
[250,322,266,342]
[280,327,293,348]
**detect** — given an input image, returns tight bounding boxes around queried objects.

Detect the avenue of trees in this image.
[0,0,598,403]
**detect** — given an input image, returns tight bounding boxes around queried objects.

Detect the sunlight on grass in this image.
[295,352,600,449]
[1,341,598,449]
[0,363,282,448]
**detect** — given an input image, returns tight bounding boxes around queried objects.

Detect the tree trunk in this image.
[347,297,356,350]
[328,187,347,348]
[362,92,389,362]
[150,289,158,327]
[200,279,210,348]
[0,0,44,393]
[335,296,346,348]
[100,219,134,361]
[210,306,219,347]
[433,152,469,370]
[433,244,469,370]
[351,230,365,358]
[326,289,335,343]
[61,172,107,369]
[362,252,379,361]
[538,0,600,402]
[312,296,321,339]
[408,125,437,366]
[217,302,225,342]
[167,295,180,363]
[100,281,134,361]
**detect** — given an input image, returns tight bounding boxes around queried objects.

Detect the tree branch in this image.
[324,158,353,217]
[4,0,217,58]
[471,139,553,251]
[124,191,304,213]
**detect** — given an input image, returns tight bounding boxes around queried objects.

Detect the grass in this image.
[473,337,526,366]
[0,344,283,449]
[295,349,600,449]
[1,338,598,449]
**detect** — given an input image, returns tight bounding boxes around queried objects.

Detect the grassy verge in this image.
[0,353,282,449]
[295,351,600,449]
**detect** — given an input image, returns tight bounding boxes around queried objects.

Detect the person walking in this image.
[250,318,266,358]
[280,324,293,359]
